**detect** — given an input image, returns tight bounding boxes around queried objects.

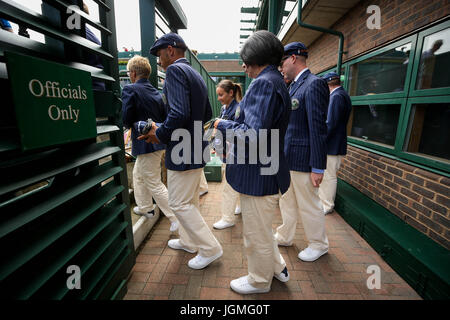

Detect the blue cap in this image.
[322,72,340,82]
[149,33,187,56]
[284,42,308,57]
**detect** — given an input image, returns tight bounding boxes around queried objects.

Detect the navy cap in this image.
[149,33,187,56]
[322,72,340,82]
[284,42,308,57]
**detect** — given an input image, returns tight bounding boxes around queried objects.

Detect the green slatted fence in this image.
[0,0,135,300]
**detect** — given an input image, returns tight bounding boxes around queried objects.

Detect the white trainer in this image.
[170,221,179,232]
[199,190,208,197]
[188,250,223,269]
[298,246,328,262]
[230,276,270,294]
[234,205,241,215]
[133,206,155,218]
[324,208,334,215]
[274,267,289,282]
[213,219,235,230]
[167,239,196,254]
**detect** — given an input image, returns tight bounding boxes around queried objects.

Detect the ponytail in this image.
[217,79,243,102]
[233,83,243,102]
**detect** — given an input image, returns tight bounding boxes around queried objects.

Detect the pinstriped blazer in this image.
[155,58,212,171]
[220,99,239,121]
[217,65,291,196]
[327,86,352,155]
[284,69,329,172]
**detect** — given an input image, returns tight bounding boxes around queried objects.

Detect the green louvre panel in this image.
[204,152,223,182]
[5,52,97,151]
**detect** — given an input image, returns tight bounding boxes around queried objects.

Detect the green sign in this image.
[6,52,97,151]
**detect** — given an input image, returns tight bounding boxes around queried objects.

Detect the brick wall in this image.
[338,146,450,249]
[307,0,450,73]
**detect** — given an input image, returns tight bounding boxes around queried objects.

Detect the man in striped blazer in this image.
[139,33,222,270]
[319,72,352,215]
[276,42,330,262]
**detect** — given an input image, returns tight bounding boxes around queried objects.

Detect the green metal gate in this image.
[0,0,134,299]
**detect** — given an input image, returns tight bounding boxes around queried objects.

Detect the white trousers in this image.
[133,150,176,222]
[199,170,208,194]
[221,168,240,223]
[167,168,222,257]
[240,193,286,289]
[318,155,343,213]
[276,171,329,251]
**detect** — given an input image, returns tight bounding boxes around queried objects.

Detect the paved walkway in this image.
[123,179,421,300]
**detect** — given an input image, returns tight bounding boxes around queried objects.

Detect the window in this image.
[348,43,411,96]
[415,27,450,90]
[404,103,450,162]
[349,104,401,147]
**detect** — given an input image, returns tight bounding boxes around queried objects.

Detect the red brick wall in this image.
[338,146,450,249]
[307,0,450,73]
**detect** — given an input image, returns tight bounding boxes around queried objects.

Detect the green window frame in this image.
[347,98,407,154]
[347,35,417,102]
[317,20,450,175]
[396,95,450,172]
[408,20,450,98]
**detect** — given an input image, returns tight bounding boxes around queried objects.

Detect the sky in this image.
[114,0,260,53]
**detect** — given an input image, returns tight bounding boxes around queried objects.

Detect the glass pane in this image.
[349,43,411,96]
[416,28,450,90]
[349,104,401,146]
[405,103,450,161]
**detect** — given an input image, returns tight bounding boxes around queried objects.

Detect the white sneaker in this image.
[298,246,328,262]
[199,190,208,197]
[274,267,289,282]
[167,239,196,254]
[170,221,179,232]
[213,219,235,229]
[230,276,270,294]
[188,250,223,269]
[324,208,334,215]
[234,206,241,215]
[133,206,155,218]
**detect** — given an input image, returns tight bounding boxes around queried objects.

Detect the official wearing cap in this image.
[214,30,291,294]
[139,33,222,270]
[318,72,352,214]
[277,42,330,262]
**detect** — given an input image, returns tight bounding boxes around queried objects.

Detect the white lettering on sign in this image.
[28,79,88,100]
[29,79,44,97]
[48,105,80,123]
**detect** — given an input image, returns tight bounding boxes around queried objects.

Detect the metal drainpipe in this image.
[297,2,344,76]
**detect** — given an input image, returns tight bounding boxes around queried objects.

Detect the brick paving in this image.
[123,179,421,300]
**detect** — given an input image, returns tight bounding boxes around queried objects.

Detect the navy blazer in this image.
[121,78,167,157]
[156,58,212,171]
[217,65,291,196]
[220,99,239,120]
[327,86,352,155]
[284,69,329,172]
